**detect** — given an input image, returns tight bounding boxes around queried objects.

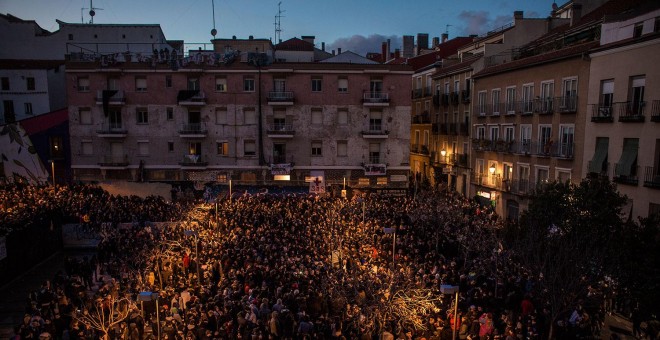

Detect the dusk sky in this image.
[1,0,556,55]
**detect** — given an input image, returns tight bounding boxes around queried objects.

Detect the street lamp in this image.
[489,163,496,175]
[441,285,460,340]
[184,230,201,285]
[50,160,55,186]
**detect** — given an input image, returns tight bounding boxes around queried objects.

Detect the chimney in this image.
[387,39,391,61]
[332,49,335,55]
[514,11,524,25]
[301,35,315,46]
[441,33,448,43]
[394,49,400,59]
[249,35,254,40]
[432,37,440,48]
[338,48,342,55]
[381,42,388,63]
[322,42,325,51]
[570,3,582,26]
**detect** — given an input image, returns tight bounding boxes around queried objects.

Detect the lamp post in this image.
[441,285,460,340]
[50,160,55,186]
[184,230,201,285]
[440,149,448,193]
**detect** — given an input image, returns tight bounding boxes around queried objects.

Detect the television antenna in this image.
[445,24,452,35]
[274,1,285,43]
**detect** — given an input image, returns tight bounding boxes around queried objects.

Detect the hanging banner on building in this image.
[271,163,292,175]
[364,164,386,176]
[309,171,325,194]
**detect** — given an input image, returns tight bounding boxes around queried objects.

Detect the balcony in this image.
[617,101,645,122]
[451,153,468,167]
[644,166,660,189]
[177,90,206,106]
[267,91,295,106]
[412,88,424,99]
[433,94,441,107]
[461,90,471,104]
[361,126,389,139]
[590,104,614,122]
[180,154,208,167]
[471,172,502,189]
[96,122,127,138]
[587,161,610,179]
[613,163,639,185]
[521,100,535,115]
[98,154,129,167]
[267,124,295,138]
[450,92,460,106]
[556,95,578,114]
[178,123,208,138]
[651,100,660,122]
[363,92,390,106]
[440,94,450,107]
[411,144,430,155]
[507,178,535,196]
[95,90,125,105]
[536,98,554,114]
[411,113,431,124]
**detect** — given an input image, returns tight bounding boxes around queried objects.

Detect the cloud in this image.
[458,10,491,36]
[327,34,400,57]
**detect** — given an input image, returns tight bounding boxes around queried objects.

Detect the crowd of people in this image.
[2,183,648,340]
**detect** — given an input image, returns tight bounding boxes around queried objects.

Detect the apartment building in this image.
[408,37,473,188]
[66,44,413,191]
[584,5,660,218]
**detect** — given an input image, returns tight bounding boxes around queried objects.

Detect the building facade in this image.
[584,6,660,218]
[66,49,412,191]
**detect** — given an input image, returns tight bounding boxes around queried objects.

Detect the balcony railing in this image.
[411,144,430,155]
[451,153,468,167]
[617,101,645,122]
[507,178,536,196]
[96,122,127,137]
[180,154,208,166]
[177,90,206,105]
[556,95,578,113]
[651,100,660,122]
[461,90,471,103]
[412,113,431,124]
[613,163,639,185]
[98,154,129,167]
[587,161,610,178]
[440,94,450,107]
[361,127,389,138]
[95,90,125,105]
[178,123,208,135]
[450,92,460,106]
[267,124,295,136]
[644,166,660,189]
[363,91,390,105]
[590,104,614,122]
[267,91,295,104]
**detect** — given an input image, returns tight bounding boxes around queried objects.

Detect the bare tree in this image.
[72,294,137,340]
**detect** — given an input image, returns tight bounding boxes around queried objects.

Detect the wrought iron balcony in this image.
[613,163,639,185]
[411,144,430,155]
[267,124,295,138]
[587,161,610,179]
[556,95,578,113]
[617,101,645,122]
[651,100,660,122]
[461,90,471,103]
[590,104,614,122]
[361,125,389,138]
[96,122,127,138]
[363,91,390,106]
[178,123,208,137]
[451,153,468,167]
[644,166,660,189]
[267,91,295,105]
[412,88,424,99]
[450,92,460,106]
[411,113,431,124]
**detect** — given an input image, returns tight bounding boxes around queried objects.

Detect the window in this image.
[135,76,147,92]
[489,125,499,141]
[518,165,530,192]
[475,126,486,140]
[520,124,531,153]
[81,141,93,155]
[477,91,487,115]
[492,89,500,115]
[68,34,73,40]
[136,107,149,124]
[476,159,485,175]
[629,76,645,116]
[559,125,575,158]
[369,143,380,164]
[338,77,348,92]
[244,109,256,125]
[215,107,227,125]
[633,22,643,38]
[165,75,172,88]
[244,77,255,92]
[311,77,322,92]
[503,163,513,181]
[273,109,286,130]
[1,77,8,91]
[599,80,614,115]
[337,140,348,157]
[168,141,174,153]
[556,168,571,182]
[504,126,515,143]
[24,102,33,115]
[26,77,35,91]
[337,109,348,125]
[536,166,549,185]
[369,110,382,131]
[3,100,15,123]
[244,140,256,156]
[187,77,200,91]
[107,77,120,91]
[217,141,229,156]
[506,87,516,114]
[539,125,552,155]
[561,78,577,111]
[166,107,174,121]
[311,109,323,125]
[522,84,534,113]
[79,108,92,125]
[215,77,227,92]
[77,77,90,92]
[138,141,149,156]
[540,81,554,112]
[311,141,322,156]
